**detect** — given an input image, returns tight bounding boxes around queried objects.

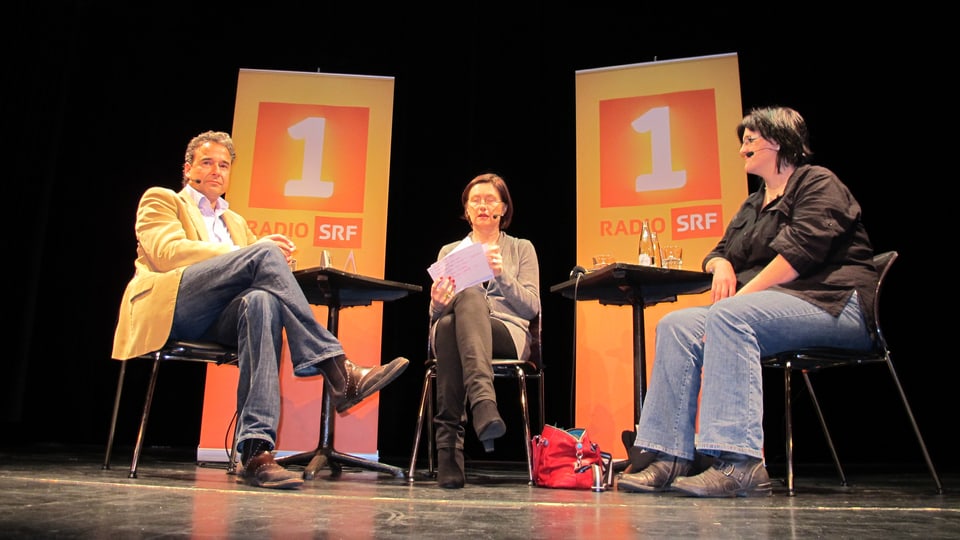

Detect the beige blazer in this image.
[111,186,258,360]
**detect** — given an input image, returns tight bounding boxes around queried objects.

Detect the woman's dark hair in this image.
[737,106,812,173]
[461,172,514,229]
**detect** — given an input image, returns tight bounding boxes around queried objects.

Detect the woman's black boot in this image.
[437,447,465,489]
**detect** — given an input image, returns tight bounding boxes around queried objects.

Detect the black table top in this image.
[550,262,711,308]
[293,266,422,308]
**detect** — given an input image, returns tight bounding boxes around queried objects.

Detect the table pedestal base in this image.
[275,388,405,479]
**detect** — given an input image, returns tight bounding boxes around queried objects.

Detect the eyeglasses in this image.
[741,135,760,145]
[194,158,231,171]
[467,198,502,208]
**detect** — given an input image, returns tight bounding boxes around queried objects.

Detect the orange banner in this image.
[574,54,746,458]
[197,69,395,461]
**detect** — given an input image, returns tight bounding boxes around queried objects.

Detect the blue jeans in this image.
[170,242,345,450]
[634,290,872,461]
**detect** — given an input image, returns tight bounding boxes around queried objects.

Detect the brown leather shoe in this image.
[335,356,409,413]
[241,452,304,490]
[671,455,772,498]
[617,455,692,493]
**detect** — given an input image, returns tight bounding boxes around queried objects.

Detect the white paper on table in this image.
[427,241,493,293]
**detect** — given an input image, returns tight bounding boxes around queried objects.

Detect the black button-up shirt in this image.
[703,164,879,339]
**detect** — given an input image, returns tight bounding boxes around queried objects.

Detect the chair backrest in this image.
[870,250,898,351]
[492,312,542,370]
[760,250,898,371]
[526,312,542,370]
[493,313,543,371]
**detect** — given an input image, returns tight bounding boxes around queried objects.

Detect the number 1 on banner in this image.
[632,106,687,192]
[284,116,335,198]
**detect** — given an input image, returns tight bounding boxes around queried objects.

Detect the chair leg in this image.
[536,371,545,434]
[883,357,944,494]
[802,371,847,487]
[783,365,795,496]
[227,418,240,475]
[513,366,534,485]
[102,360,127,470]
[408,366,435,482]
[426,370,436,476]
[129,356,162,479]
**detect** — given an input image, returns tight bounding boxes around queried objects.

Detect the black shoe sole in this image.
[671,483,772,498]
[245,476,305,490]
[617,483,670,493]
[238,468,304,490]
[671,476,773,498]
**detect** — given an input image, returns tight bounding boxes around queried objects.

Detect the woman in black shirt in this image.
[618,106,878,497]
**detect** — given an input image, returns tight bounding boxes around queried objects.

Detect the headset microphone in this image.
[192,178,202,184]
[745,146,780,158]
[491,214,501,219]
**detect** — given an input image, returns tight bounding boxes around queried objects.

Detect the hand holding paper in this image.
[427,242,494,293]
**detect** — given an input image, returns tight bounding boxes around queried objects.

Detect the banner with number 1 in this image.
[573,54,746,458]
[197,69,395,461]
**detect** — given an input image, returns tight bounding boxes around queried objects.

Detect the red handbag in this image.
[532,425,610,490]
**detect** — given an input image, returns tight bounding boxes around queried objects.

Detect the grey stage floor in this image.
[0,444,957,539]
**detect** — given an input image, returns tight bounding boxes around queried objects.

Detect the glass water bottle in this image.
[638,219,656,266]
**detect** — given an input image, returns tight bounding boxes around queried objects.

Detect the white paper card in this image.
[427,241,493,293]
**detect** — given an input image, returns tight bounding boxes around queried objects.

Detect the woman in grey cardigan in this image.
[428,173,541,489]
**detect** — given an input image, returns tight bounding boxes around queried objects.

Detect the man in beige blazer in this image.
[112,131,408,490]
